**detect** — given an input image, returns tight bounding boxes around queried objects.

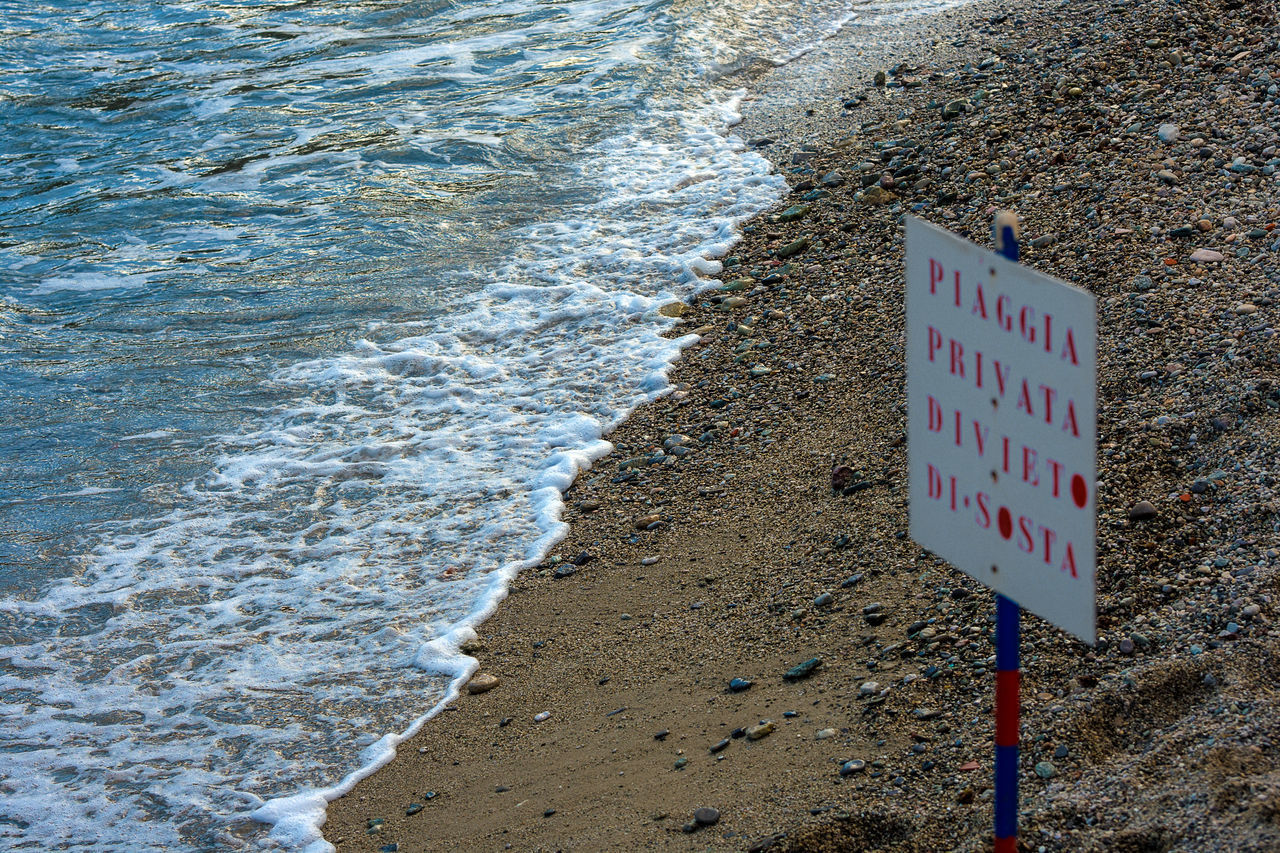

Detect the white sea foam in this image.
[30,271,153,294]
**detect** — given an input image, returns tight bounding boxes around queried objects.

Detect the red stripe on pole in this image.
[995,669,1020,747]
[994,836,1018,853]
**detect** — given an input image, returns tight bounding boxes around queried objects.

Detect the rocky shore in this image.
[323,0,1280,850]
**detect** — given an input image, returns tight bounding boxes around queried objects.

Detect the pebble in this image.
[1128,501,1158,521]
[694,807,721,827]
[839,759,867,776]
[777,204,810,223]
[859,681,880,697]
[1035,761,1057,779]
[813,592,834,608]
[710,738,731,753]
[1157,123,1180,143]
[746,721,776,740]
[533,711,551,722]
[1188,248,1225,263]
[776,237,810,258]
[728,677,753,692]
[406,803,424,816]
[815,728,837,740]
[831,465,857,490]
[466,673,500,695]
[783,657,823,681]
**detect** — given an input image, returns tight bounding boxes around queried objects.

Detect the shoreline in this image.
[323,0,1280,850]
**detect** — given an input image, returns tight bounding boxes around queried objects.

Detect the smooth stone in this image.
[658,301,688,317]
[820,170,845,187]
[728,677,753,693]
[831,465,857,490]
[1128,500,1158,521]
[1189,248,1225,263]
[1118,638,1136,655]
[1234,303,1258,314]
[710,738,730,753]
[694,807,721,827]
[746,720,776,740]
[534,710,551,722]
[840,759,867,776]
[813,592,834,608]
[777,237,810,258]
[1157,123,1180,143]
[783,657,823,681]
[1035,761,1057,779]
[859,681,880,697]
[1156,169,1179,185]
[1132,275,1155,291]
[406,803,424,816]
[674,757,688,770]
[815,728,837,740]
[777,204,811,223]
[467,673,500,694]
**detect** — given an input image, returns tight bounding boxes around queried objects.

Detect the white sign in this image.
[906,217,1097,642]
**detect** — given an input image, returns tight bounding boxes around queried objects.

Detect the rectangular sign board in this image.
[906,217,1096,642]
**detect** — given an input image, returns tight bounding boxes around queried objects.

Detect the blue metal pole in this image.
[994,594,1020,852]
[992,212,1021,853]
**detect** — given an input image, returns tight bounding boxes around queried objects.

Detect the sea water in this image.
[0,1,964,849]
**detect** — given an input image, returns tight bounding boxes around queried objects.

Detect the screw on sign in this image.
[905,212,1097,853]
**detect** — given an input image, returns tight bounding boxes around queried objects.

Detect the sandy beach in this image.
[323,0,1280,849]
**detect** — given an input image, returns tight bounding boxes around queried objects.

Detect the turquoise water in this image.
[0,1,950,849]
